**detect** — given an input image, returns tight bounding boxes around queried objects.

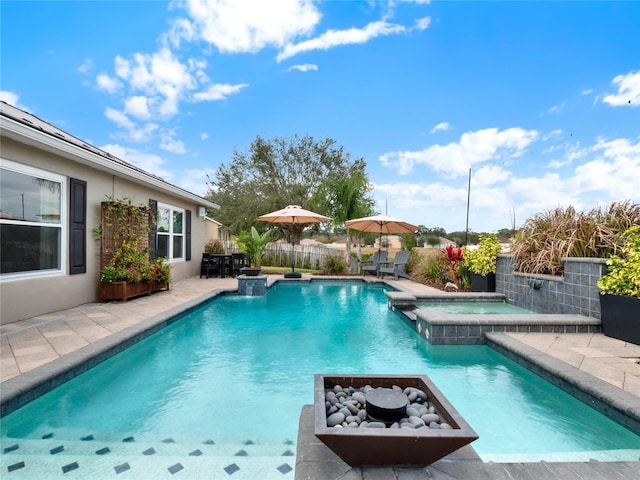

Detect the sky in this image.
[2,0,639,233]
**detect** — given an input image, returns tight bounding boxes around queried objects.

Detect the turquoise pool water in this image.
[2,282,639,463]
[416,300,533,314]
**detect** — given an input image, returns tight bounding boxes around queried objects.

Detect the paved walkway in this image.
[1,275,638,399]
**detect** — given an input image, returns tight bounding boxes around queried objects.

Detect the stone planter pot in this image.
[600,294,640,345]
[101,281,151,302]
[470,272,496,292]
[314,374,478,466]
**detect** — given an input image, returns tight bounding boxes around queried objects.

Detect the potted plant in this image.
[145,257,172,292]
[463,234,502,292]
[597,226,640,344]
[236,226,271,275]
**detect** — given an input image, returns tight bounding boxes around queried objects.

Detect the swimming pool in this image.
[1,281,639,478]
[416,300,533,314]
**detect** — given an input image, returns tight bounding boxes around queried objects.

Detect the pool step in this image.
[1,438,296,479]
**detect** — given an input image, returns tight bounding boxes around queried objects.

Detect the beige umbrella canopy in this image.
[257,205,331,224]
[257,205,331,277]
[345,214,419,251]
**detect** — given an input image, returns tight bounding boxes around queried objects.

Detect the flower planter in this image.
[599,294,640,345]
[101,281,151,302]
[470,272,496,292]
[314,374,478,466]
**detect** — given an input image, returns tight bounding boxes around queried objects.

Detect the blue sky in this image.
[2,0,639,233]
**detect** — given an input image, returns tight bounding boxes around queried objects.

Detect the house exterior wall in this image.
[496,254,607,319]
[0,138,208,324]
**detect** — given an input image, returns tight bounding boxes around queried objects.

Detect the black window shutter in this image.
[186,209,192,261]
[69,178,87,275]
[149,199,158,260]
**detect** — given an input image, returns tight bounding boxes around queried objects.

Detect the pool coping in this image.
[486,332,640,434]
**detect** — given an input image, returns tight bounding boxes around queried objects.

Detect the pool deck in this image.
[1,275,639,479]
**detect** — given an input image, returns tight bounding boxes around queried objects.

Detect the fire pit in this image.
[314,374,478,466]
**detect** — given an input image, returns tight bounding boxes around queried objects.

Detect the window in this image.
[156,203,184,261]
[0,159,66,278]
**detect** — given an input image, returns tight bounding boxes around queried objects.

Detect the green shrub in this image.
[597,226,640,298]
[323,254,346,274]
[463,234,502,276]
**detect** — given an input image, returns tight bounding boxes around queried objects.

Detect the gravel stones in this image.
[324,384,453,430]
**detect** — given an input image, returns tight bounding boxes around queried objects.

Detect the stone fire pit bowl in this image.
[314,374,478,466]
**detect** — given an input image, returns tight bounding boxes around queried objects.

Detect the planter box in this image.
[101,281,151,302]
[314,374,478,466]
[600,294,640,345]
[470,272,496,292]
[151,281,170,293]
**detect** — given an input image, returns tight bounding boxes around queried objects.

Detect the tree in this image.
[311,165,374,260]
[206,134,363,242]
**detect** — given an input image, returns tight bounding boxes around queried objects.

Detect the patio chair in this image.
[231,253,248,277]
[360,251,388,276]
[200,253,221,278]
[378,250,411,279]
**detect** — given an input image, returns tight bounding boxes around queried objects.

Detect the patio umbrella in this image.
[257,205,331,278]
[345,214,419,252]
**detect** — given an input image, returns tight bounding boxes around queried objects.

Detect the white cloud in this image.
[547,102,565,114]
[100,144,172,179]
[201,133,209,140]
[124,96,152,120]
[603,70,640,107]
[380,127,539,176]
[288,64,318,72]
[96,73,122,94]
[430,121,451,133]
[104,107,159,142]
[176,167,217,196]
[159,133,186,154]
[175,0,320,54]
[0,91,28,110]
[413,16,431,30]
[192,83,249,101]
[77,59,93,73]
[581,88,593,95]
[105,107,135,130]
[277,20,406,62]
[114,47,201,117]
[572,137,640,198]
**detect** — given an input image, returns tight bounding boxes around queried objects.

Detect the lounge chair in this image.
[378,250,411,279]
[360,251,388,276]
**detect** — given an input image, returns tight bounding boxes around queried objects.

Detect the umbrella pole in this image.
[285,232,302,278]
[291,234,295,273]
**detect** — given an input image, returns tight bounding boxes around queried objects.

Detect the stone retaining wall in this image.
[496,255,607,319]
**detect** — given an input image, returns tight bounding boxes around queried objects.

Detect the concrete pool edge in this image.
[0,288,232,417]
[485,332,640,434]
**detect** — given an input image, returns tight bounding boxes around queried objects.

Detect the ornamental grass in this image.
[511,200,640,275]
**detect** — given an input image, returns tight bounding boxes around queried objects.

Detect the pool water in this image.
[417,300,533,314]
[2,282,639,464]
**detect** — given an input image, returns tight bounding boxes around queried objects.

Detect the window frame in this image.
[156,202,185,262]
[0,158,67,280]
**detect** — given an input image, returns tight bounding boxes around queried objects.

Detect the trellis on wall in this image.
[99,200,151,272]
